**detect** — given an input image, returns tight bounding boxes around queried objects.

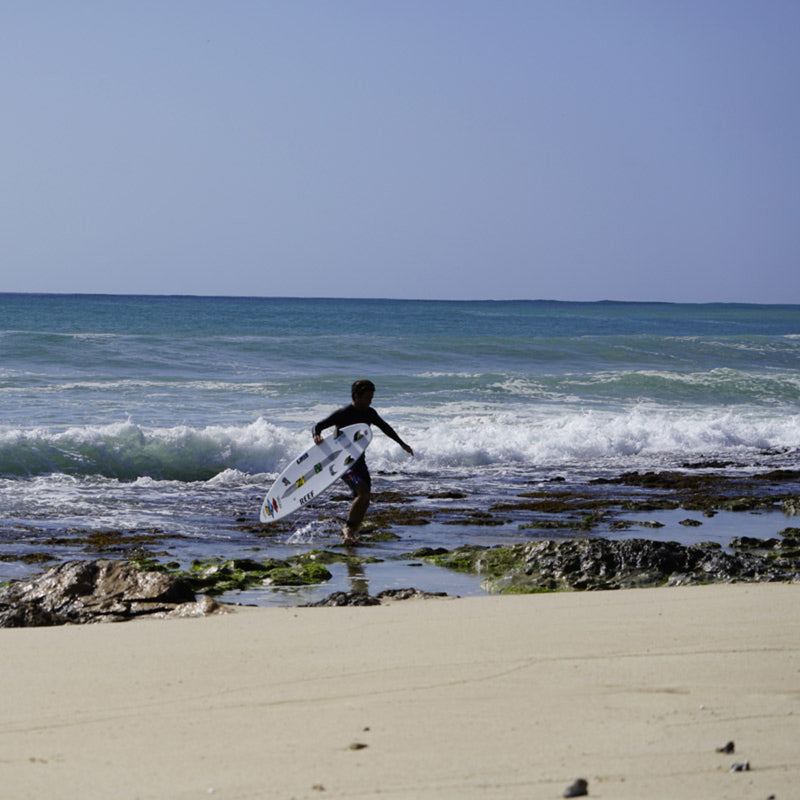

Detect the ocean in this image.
[2,294,799,603]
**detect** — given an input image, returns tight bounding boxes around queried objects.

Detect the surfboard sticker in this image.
[263,496,280,519]
[259,424,373,523]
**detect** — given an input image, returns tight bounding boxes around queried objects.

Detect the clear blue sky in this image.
[2,1,798,302]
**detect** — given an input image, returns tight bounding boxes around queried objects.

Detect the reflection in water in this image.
[345,555,369,595]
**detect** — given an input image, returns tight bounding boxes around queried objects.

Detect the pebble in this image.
[730,760,750,772]
[563,777,588,797]
[716,740,735,754]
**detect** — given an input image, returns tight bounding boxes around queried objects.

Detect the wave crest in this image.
[2,406,799,481]
[0,419,304,481]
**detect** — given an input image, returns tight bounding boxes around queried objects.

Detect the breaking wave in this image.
[2,405,798,481]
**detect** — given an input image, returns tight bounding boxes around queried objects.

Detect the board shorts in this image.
[342,456,371,497]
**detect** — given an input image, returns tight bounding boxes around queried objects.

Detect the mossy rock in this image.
[519,517,596,531]
[289,550,382,566]
[781,496,800,515]
[0,552,56,565]
[368,507,431,527]
[426,545,525,577]
[619,499,681,512]
[444,512,508,527]
[129,556,181,574]
[265,563,332,586]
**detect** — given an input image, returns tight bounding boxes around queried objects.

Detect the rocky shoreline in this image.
[2,468,799,625]
[413,527,800,593]
[2,527,798,625]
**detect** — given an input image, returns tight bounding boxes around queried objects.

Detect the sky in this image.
[1,1,799,303]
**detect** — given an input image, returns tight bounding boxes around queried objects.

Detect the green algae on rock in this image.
[418,537,800,595]
[127,556,334,596]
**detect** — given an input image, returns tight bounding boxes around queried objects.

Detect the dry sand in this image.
[2,583,799,800]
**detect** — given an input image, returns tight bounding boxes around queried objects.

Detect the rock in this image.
[730,536,781,551]
[303,587,449,606]
[782,496,800,516]
[716,740,735,754]
[563,777,588,797]
[304,591,381,607]
[377,588,449,601]
[0,560,220,627]
[421,537,800,594]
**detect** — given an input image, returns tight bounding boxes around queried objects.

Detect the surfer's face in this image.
[353,389,374,408]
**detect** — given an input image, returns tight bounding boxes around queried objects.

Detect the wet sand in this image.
[2,583,799,799]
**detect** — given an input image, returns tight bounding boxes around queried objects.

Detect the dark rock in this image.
[421,537,800,594]
[720,496,779,512]
[377,588,448,601]
[304,587,448,606]
[407,547,450,557]
[0,560,220,627]
[304,591,381,607]
[764,470,800,481]
[730,536,781,551]
[563,778,588,797]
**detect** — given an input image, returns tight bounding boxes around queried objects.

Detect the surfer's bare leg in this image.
[344,483,370,542]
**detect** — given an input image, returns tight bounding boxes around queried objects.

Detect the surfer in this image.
[313,380,413,544]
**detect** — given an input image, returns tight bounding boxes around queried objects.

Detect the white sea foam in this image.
[2,404,798,481]
[367,405,800,473]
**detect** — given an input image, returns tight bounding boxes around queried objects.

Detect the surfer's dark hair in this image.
[351,379,375,399]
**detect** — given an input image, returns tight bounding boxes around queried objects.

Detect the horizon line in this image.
[0,291,795,308]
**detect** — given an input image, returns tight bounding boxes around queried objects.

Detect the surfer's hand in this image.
[313,434,323,445]
[401,443,414,456]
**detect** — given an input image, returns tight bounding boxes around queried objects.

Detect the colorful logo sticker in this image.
[264,497,279,518]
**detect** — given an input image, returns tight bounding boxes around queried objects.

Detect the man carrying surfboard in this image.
[313,380,413,544]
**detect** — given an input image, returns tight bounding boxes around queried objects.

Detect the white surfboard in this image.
[259,424,373,523]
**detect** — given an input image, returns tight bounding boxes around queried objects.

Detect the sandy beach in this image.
[2,583,798,800]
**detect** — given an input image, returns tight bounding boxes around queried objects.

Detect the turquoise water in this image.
[2,294,799,599]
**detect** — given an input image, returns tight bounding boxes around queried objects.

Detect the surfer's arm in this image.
[312,408,345,444]
[373,416,414,457]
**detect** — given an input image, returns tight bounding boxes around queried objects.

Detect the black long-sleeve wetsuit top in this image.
[313,405,407,453]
